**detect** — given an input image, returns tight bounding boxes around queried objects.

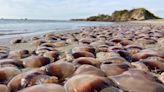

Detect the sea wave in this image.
[0,19,112,39]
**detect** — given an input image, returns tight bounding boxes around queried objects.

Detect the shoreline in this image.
[0,19,163,42]
[0,21,113,44]
[0,20,164,51]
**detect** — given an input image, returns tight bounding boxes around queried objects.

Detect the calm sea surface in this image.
[0,19,112,39]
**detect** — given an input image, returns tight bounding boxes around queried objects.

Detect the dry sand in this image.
[130,19,164,25]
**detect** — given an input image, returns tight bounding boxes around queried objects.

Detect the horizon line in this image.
[0,18,71,21]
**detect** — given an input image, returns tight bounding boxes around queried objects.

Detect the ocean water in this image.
[0,19,112,39]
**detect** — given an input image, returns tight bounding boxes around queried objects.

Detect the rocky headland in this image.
[72,8,161,22]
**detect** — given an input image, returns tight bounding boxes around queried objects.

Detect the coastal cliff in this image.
[71,8,161,22]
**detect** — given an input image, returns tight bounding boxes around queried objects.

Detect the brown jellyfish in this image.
[31,39,45,47]
[35,46,57,55]
[110,38,122,44]
[120,39,133,46]
[0,46,10,59]
[72,57,99,67]
[0,59,24,68]
[101,56,128,64]
[108,46,124,52]
[31,37,40,41]
[41,63,62,79]
[8,49,30,59]
[41,61,75,80]
[0,50,9,59]
[123,69,158,82]
[109,69,164,92]
[10,38,23,44]
[79,37,94,45]
[131,62,149,72]
[97,35,107,41]
[44,33,58,41]
[113,50,131,61]
[74,65,106,77]
[23,56,51,68]
[125,45,143,57]
[0,84,10,92]
[132,48,164,61]
[7,69,43,92]
[18,84,65,92]
[72,51,95,59]
[100,63,129,76]
[90,41,107,48]
[0,67,21,84]
[64,74,113,92]
[139,57,164,72]
[20,72,58,88]
[55,61,75,78]
[72,46,96,54]
[43,51,60,62]
[66,37,78,44]
[7,73,25,92]
[40,43,56,48]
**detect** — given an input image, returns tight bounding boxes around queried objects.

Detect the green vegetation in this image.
[128,8,160,20]
[111,9,129,21]
[71,8,161,22]
[86,14,111,21]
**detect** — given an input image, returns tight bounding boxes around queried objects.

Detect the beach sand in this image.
[3,19,164,51]
[0,20,164,92]
[130,19,164,25]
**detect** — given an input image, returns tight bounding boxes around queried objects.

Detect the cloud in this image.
[0,0,163,19]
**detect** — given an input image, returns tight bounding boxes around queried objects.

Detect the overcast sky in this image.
[0,0,163,20]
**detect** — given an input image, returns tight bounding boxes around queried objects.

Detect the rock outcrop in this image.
[111,8,160,21]
[86,14,111,21]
